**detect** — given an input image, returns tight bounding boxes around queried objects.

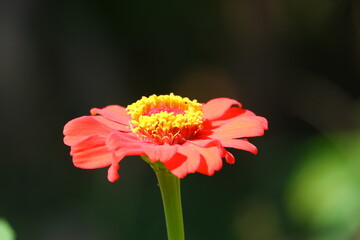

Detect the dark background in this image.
[1,0,360,239]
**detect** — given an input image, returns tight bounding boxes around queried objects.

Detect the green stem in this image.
[142,156,185,240]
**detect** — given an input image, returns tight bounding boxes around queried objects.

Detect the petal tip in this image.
[107,163,120,182]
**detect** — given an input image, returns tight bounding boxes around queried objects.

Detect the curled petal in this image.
[189,140,224,176]
[91,105,131,125]
[107,162,120,182]
[165,145,201,178]
[70,135,112,169]
[202,98,242,120]
[224,151,235,164]
[142,144,179,163]
[178,145,201,174]
[162,153,187,177]
[63,116,113,146]
[106,132,146,159]
[104,132,147,182]
[196,151,222,176]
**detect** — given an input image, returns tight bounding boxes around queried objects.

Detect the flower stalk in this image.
[142,156,185,240]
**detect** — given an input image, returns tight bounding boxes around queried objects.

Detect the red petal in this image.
[219,138,258,154]
[63,116,113,146]
[92,116,131,132]
[162,153,187,177]
[189,140,223,176]
[224,151,235,164]
[210,108,256,126]
[107,163,120,182]
[70,135,112,169]
[104,132,147,182]
[90,105,131,125]
[106,132,145,159]
[166,145,201,178]
[142,144,179,163]
[259,116,268,130]
[202,98,242,120]
[199,116,267,139]
[178,145,202,174]
[105,132,141,150]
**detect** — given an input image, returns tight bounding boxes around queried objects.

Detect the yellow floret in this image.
[126,93,203,145]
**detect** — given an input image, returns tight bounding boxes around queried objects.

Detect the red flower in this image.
[63,93,268,182]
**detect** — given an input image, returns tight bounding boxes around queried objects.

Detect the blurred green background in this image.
[1,0,360,239]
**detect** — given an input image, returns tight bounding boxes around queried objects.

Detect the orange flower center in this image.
[126,93,203,145]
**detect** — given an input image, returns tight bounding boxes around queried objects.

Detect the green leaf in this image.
[0,218,15,240]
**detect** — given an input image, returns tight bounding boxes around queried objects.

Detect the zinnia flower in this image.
[63,93,268,182]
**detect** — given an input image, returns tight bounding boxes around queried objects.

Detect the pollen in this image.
[126,93,203,145]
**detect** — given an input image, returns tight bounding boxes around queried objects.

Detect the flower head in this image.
[63,93,268,182]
